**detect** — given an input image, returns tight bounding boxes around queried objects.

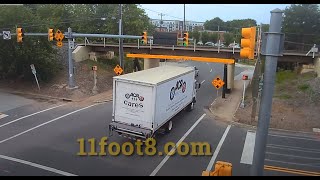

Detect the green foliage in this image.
[209,33,218,43]
[0,4,154,82]
[201,32,210,43]
[283,4,320,50]
[298,84,310,92]
[0,5,60,82]
[223,32,234,45]
[276,70,296,84]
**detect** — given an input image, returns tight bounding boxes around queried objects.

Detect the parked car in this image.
[205,42,214,46]
[228,43,240,48]
[197,41,203,46]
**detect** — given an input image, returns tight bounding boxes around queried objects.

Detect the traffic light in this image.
[16,27,24,43]
[141,31,147,45]
[48,28,54,41]
[183,32,189,46]
[240,27,256,60]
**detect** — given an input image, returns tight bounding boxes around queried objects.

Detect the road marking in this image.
[0,113,8,119]
[264,165,320,176]
[266,151,320,160]
[240,130,256,165]
[268,134,319,141]
[267,144,320,154]
[265,159,320,169]
[210,68,212,72]
[313,128,320,133]
[201,80,206,84]
[0,104,66,129]
[0,103,100,144]
[0,154,77,176]
[206,125,231,171]
[150,113,206,176]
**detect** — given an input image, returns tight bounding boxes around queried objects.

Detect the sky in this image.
[139,4,290,24]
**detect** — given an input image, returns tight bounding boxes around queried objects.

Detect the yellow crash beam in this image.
[126,54,235,64]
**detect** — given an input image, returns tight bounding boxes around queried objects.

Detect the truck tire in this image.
[186,102,194,112]
[165,121,173,133]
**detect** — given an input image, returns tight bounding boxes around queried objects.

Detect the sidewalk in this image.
[209,64,254,122]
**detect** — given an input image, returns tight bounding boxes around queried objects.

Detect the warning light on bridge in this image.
[183,32,189,47]
[48,28,54,41]
[240,27,256,60]
[141,31,147,45]
[16,27,24,43]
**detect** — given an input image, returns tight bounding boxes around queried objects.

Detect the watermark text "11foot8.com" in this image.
[77,137,212,156]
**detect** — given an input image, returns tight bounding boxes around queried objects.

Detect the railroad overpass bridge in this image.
[76,43,318,64]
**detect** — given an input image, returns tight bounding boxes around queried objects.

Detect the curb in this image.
[0,90,75,102]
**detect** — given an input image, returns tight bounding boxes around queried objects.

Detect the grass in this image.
[237,59,256,66]
[276,70,297,84]
[298,84,310,92]
[277,94,292,99]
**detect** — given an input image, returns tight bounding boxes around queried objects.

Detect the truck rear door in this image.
[114,81,154,129]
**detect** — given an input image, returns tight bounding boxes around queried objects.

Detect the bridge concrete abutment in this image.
[314,57,320,77]
[227,63,235,93]
[144,58,160,70]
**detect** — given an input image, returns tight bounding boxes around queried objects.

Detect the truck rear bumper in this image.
[109,122,153,140]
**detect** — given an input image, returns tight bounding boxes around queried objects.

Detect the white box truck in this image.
[109,65,201,139]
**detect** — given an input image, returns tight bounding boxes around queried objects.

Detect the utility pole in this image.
[67,27,75,89]
[251,23,263,122]
[119,4,124,68]
[183,4,186,31]
[251,9,283,176]
[217,25,220,43]
[159,13,165,32]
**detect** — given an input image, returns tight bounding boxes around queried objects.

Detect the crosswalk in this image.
[0,113,8,120]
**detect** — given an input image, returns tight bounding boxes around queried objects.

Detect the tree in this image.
[283,4,320,50]
[223,33,234,45]
[209,33,218,43]
[204,17,224,31]
[192,30,200,42]
[201,32,210,43]
[0,5,59,82]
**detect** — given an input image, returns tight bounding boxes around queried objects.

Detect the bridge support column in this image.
[227,63,235,93]
[144,58,159,70]
[314,57,320,77]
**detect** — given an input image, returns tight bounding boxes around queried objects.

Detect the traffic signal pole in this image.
[67,27,76,89]
[251,9,283,176]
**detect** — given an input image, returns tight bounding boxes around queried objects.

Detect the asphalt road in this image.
[0,62,319,176]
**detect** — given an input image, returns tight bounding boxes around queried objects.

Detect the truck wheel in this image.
[165,121,173,133]
[186,102,194,112]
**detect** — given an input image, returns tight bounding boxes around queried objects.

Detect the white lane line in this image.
[313,128,320,133]
[0,154,77,176]
[240,130,256,165]
[210,68,212,72]
[0,104,66,129]
[0,103,100,144]
[150,113,206,176]
[201,80,206,84]
[268,134,319,141]
[266,152,320,160]
[265,159,320,169]
[206,125,231,171]
[267,144,320,154]
[0,113,8,119]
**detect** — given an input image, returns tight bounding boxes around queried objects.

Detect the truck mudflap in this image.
[109,121,153,140]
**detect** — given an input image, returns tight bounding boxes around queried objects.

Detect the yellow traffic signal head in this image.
[183,32,189,46]
[141,31,147,44]
[16,27,24,43]
[240,27,256,59]
[48,28,54,41]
